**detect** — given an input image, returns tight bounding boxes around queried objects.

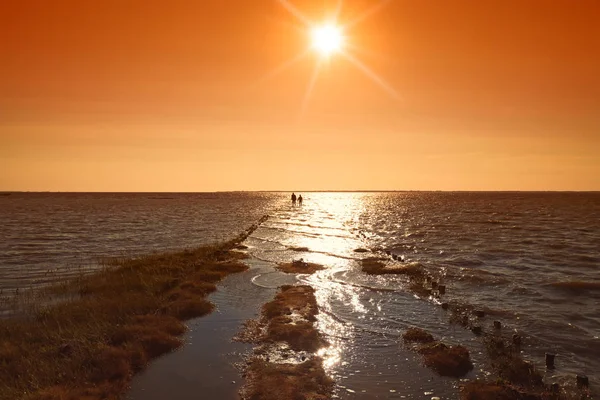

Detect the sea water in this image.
[1,192,598,397]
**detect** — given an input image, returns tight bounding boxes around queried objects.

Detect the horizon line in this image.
[2,190,599,194]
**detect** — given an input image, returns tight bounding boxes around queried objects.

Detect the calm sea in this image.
[1,192,599,396]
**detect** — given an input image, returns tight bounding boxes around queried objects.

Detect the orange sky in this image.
[1,0,599,191]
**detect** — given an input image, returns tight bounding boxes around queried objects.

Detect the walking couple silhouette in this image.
[291,193,303,205]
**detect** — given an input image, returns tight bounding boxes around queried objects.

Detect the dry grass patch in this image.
[243,358,333,400]
[418,342,474,378]
[277,260,325,274]
[361,259,436,300]
[403,327,435,343]
[240,285,332,399]
[262,286,318,319]
[0,220,265,400]
[360,259,425,277]
[402,327,473,378]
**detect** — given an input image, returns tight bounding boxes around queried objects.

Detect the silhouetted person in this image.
[291,192,297,204]
[298,194,303,205]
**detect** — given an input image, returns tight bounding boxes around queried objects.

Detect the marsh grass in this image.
[402,327,473,378]
[0,219,265,400]
[241,285,332,399]
[244,358,332,400]
[402,327,435,343]
[417,342,474,378]
[276,260,325,274]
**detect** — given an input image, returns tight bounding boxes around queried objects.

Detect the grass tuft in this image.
[243,358,333,400]
[418,342,474,377]
[240,285,332,399]
[277,260,325,274]
[403,327,435,343]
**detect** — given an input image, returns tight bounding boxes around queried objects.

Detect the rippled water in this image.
[247,192,600,397]
[2,192,599,397]
[0,192,276,292]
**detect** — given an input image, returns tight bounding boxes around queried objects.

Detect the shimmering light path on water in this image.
[2,192,599,396]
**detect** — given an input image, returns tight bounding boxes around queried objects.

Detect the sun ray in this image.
[299,60,322,118]
[344,43,393,63]
[333,0,344,21]
[253,49,312,88]
[340,51,400,99]
[344,0,393,29]
[272,0,399,114]
[266,14,308,36]
[278,0,312,26]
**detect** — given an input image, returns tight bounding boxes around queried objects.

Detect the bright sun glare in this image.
[268,0,398,115]
[311,24,343,56]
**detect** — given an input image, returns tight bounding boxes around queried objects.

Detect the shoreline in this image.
[0,218,267,400]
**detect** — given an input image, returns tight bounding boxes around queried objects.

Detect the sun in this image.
[311,24,344,56]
